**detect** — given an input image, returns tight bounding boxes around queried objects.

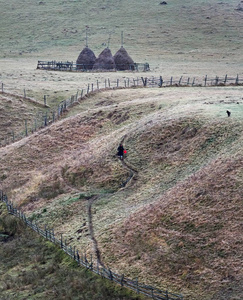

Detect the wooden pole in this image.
[224,74,227,85]
[204,75,207,86]
[121,31,124,48]
[25,120,28,136]
[236,74,239,85]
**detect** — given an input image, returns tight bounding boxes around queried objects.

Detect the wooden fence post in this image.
[81,89,83,98]
[170,77,173,86]
[117,79,119,87]
[108,78,110,88]
[97,80,99,90]
[151,288,154,299]
[141,77,147,87]
[44,113,47,126]
[136,278,139,294]
[44,95,47,106]
[179,76,182,85]
[87,84,90,94]
[187,77,190,85]
[235,74,239,85]
[121,274,124,286]
[192,78,195,86]
[45,225,48,239]
[1,83,3,93]
[204,75,207,86]
[25,120,28,136]
[91,83,94,92]
[109,269,113,280]
[159,76,163,87]
[215,76,219,85]
[224,74,227,85]
[105,79,107,88]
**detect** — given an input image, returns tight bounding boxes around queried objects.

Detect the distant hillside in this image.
[0,0,242,66]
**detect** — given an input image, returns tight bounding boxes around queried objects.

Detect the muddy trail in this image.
[87,136,137,265]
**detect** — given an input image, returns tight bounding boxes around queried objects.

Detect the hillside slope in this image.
[0,86,242,299]
[0,203,142,300]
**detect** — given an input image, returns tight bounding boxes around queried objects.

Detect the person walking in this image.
[117,143,124,160]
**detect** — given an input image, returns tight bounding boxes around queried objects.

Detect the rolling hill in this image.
[0,0,243,299]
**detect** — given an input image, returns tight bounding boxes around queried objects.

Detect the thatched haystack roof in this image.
[92,48,116,70]
[76,47,96,70]
[114,47,135,71]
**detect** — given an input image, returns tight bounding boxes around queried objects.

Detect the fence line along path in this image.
[1,74,241,148]
[0,190,183,300]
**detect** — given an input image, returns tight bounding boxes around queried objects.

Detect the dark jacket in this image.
[117,144,124,156]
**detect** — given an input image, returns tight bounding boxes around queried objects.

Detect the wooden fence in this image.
[37,61,150,72]
[0,190,183,300]
[0,74,242,147]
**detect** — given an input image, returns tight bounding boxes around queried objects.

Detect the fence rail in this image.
[0,74,242,148]
[0,190,183,300]
[37,61,150,72]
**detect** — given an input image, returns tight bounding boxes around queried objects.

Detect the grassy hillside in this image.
[0,0,243,299]
[0,203,143,300]
[0,86,242,299]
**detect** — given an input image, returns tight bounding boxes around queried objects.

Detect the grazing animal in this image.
[226,110,231,117]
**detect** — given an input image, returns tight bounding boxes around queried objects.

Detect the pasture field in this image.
[0,0,243,299]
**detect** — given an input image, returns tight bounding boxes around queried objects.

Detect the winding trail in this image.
[87,196,104,266]
[87,135,137,265]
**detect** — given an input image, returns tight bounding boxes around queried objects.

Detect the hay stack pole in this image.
[85,26,89,47]
[121,31,124,48]
[107,33,112,49]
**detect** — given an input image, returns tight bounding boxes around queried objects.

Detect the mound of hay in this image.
[76,47,96,70]
[113,47,135,71]
[93,48,116,70]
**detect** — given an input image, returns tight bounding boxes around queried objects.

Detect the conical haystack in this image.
[114,47,135,71]
[76,47,96,70]
[92,48,116,70]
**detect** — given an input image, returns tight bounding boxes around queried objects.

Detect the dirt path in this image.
[87,136,137,265]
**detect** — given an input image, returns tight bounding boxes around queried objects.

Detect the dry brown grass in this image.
[0,86,243,299]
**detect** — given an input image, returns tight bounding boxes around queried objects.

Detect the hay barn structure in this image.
[76,47,96,70]
[92,48,116,70]
[113,47,135,71]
